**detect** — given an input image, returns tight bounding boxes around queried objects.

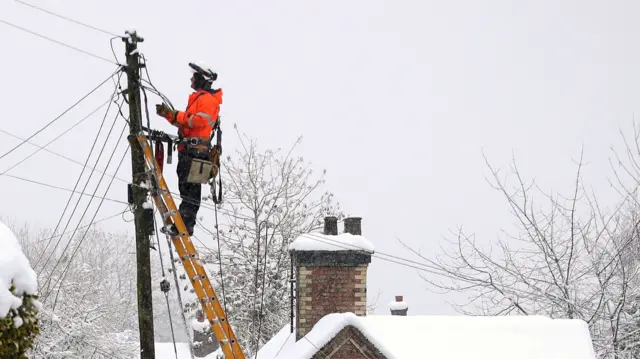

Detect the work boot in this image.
[161,224,194,237]
[161,224,180,237]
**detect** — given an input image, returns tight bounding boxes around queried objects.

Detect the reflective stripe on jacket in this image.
[165,88,222,150]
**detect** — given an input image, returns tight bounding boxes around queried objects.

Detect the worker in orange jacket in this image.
[156,62,222,236]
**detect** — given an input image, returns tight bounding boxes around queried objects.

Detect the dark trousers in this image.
[176,148,208,234]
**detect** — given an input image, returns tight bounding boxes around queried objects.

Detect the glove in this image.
[155,103,175,118]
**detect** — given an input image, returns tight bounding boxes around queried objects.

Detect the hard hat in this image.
[189,62,217,82]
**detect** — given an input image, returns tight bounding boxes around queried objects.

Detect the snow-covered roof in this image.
[288,232,375,253]
[255,312,596,359]
[0,220,39,319]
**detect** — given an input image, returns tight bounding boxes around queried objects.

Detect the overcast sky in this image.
[1,0,639,317]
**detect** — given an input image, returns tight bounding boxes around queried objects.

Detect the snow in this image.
[388,300,408,311]
[141,342,219,359]
[288,232,374,253]
[142,201,153,209]
[0,220,38,319]
[256,313,596,359]
[191,318,211,334]
[252,326,295,359]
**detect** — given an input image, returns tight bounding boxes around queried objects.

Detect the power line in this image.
[0,98,114,176]
[140,54,174,110]
[0,19,119,65]
[0,125,256,222]
[14,0,121,37]
[0,69,121,162]
[303,233,449,277]
[43,113,126,287]
[50,137,130,310]
[36,91,123,272]
[33,208,129,244]
[0,121,253,223]
[42,110,127,302]
[0,173,127,205]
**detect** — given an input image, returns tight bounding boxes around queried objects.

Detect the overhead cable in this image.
[0,19,119,65]
[14,0,121,37]
[0,69,121,162]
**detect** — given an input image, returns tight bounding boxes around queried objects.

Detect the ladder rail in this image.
[136,134,245,359]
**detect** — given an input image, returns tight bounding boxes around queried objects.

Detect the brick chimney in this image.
[290,216,373,340]
[389,295,408,316]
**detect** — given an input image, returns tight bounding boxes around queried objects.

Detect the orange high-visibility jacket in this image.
[165,89,222,149]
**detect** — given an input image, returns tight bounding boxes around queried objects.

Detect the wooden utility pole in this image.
[124,30,155,359]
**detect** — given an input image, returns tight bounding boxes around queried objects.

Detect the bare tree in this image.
[195,125,345,357]
[399,126,640,359]
[7,222,142,359]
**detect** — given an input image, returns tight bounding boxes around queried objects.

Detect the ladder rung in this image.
[163,210,177,218]
[181,253,198,261]
[201,296,217,304]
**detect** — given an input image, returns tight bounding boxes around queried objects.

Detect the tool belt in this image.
[181,137,210,148]
[180,136,217,184]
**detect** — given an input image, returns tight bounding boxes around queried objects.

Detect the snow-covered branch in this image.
[401,123,640,359]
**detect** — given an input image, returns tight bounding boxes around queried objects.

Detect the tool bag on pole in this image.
[154,139,165,174]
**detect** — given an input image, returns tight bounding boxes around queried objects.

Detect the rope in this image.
[165,230,196,359]
[251,223,263,354]
[214,204,237,359]
[152,201,180,359]
[256,226,269,353]
[214,205,229,323]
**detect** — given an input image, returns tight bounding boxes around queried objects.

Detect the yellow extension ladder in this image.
[137,134,245,359]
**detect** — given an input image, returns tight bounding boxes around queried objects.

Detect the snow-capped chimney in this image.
[390,295,408,316]
[323,216,338,235]
[289,216,374,341]
[344,217,362,235]
[192,309,219,356]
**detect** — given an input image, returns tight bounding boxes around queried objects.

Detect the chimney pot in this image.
[390,295,408,316]
[344,217,362,235]
[323,216,338,235]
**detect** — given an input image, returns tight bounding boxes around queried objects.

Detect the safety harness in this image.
[147,90,224,204]
[208,116,223,204]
